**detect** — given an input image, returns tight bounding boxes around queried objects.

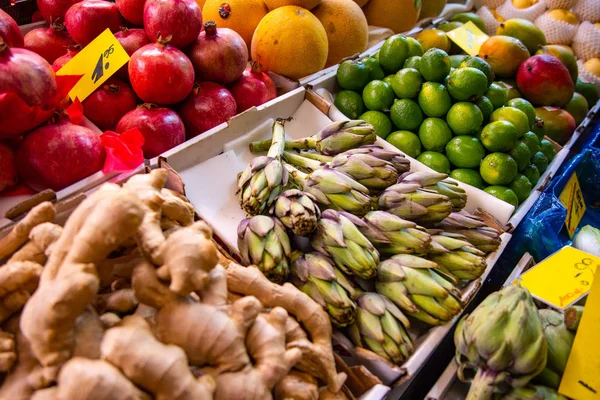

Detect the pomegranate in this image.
[31,11,45,23]
[0,142,18,192]
[52,44,81,71]
[178,82,236,139]
[116,0,146,25]
[0,44,59,138]
[517,54,575,108]
[229,62,277,113]
[114,28,149,80]
[83,77,137,131]
[65,0,123,45]
[0,10,23,48]
[36,0,80,24]
[24,22,75,64]
[129,37,194,105]
[188,21,247,84]
[143,0,202,49]
[116,104,185,158]
[17,118,106,191]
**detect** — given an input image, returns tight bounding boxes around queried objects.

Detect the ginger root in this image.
[72,308,104,360]
[99,313,122,329]
[0,202,55,260]
[95,289,138,314]
[0,329,15,372]
[7,223,62,264]
[274,370,319,400]
[0,261,43,324]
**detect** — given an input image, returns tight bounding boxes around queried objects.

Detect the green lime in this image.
[510,141,532,172]
[484,83,508,110]
[363,57,386,81]
[417,151,451,174]
[419,118,453,152]
[459,56,494,87]
[450,54,468,68]
[447,67,488,101]
[446,102,484,135]
[565,92,589,126]
[403,56,421,71]
[386,130,422,158]
[450,168,485,189]
[384,74,395,86]
[359,111,393,139]
[407,37,424,57]
[334,90,364,119]
[484,186,519,208]
[450,12,486,32]
[531,117,546,140]
[363,80,395,111]
[496,81,521,101]
[380,34,410,73]
[418,82,452,118]
[480,153,518,185]
[390,99,424,131]
[509,173,532,203]
[523,164,541,186]
[480,120,518,152]
[373,51,379,60]
[446,136,486,168]
[506,98,537,126]
[336,60,370,91]
[475,96,494,122]
[539,139,556,162]
[490,106,529,138]
[576,77,599,108]
[438,21,463,32]
[521,131,540,156]
[532,151,549,174]
[392,68,423,99]
[420,48,451,83]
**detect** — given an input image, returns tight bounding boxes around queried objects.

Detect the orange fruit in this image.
[478,36,530,78]
[203,0,269,49]
[362,0,422,34]
[263,0,322,10]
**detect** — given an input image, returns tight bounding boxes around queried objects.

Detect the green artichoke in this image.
[299,145,411,174]
[376,254,463,325]
[237,215,291,284]
[438,211,489,229]
[455,285,547,400]
[428,232,488,281]
[501,385,568,400]
[437,211,502,254]
[311,209,380,280]
[290,252,357,327]
[425,179,467,211]
[347,292,414,364]
[271,189,321,236]
[359,211,431,255]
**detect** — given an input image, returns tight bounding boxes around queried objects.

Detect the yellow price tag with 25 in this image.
[57,29,130,102]
[446,21,489,56]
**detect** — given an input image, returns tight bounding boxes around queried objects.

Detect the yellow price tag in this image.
[515,246,598,309]
[559,274,600,399]
[559,173,587,238]
[446,21,489,57]
[57,29,130,102]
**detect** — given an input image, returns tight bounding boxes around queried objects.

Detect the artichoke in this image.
[501,385,568,400]
[299,145,411,174]
[237,215,292,284]
[454,285,547,400]
[359,211,431,255]
[424,179,467,211]
[311,209,380,280]
[347,293,414,364]
[437,211,489,229]
[375,254,463,325]
[237,119,289,215]
[250,120,377,155]
[428,232,488,281]
[271,189,321,236]
[290,252,357,327]
[437,211,502,254]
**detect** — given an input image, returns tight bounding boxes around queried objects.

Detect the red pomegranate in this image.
[116,104,185,158]
[0,9,23,48]
[516,54,574,108]
[52,44,81,71]
[65,0,123,45]
[0,44,59,138]
[0,142,18,192]
[188,21,247,84]
[229,62,277,113]
[36,0,80,24]
[17,118,106,191]
[83,77,137,131]
[114,28,150,80]
[31,11,45,23]
[129,37,195,105]
[178,82,236,139]
[116,0,146,25]
[143,0,202,49]
[24,22,75,64]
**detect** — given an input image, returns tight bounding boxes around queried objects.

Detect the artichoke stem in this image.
[284,163,309,185]
[250,137,316,153]
[564,305,584,332]
[283,151,323,171]
[466,369,497,400]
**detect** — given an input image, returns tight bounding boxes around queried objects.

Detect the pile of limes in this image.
[334,34,557,209]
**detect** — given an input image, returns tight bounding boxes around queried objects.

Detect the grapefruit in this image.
[516,54,574,107]
[478,36,530,78]
[535,106,576,145]
[203,0,269,49]
[419,0,447,19]
[362,0,422,34]
[536,45,578,84]
[263,0,321,9]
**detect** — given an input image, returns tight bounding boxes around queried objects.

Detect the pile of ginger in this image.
[0,169,348,400]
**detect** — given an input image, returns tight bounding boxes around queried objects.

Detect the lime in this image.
[363,57,386,81]
[450,54,468,68]
[475,96,494,122]
[446,102,484,135]
[386,130,422,158]
[359,111,393,139]
[459,56,494,87]
[384,75,395,86]
[480,120,518,152]
[490,106,529,138]
[334,90,364,119]
[532,151,549,174]
[336,60,370,91]
[480,153,518,185]
[438,21,463,32]
[420,48,451,83]
[373,51,379,60]
[510,141,532,172]
[484,83,508,110]
[419,118,453,152]
[403,56,421,71]
[576,77,599,108]
[506,98,537,126]
[508,173,533,203]
[450,12,486,32]
[392,68,423,99]
[418,82,452,118]
[521,131,540,156]
[496,81,521,101]
[539,139,556,162]
[450,169,485,189]
[363,80,395,111]
[390,99,424,131]
[446,136,486,168]
[531,117,546,140]
[417,151,451,174]
[406,37,424,57]
[565,92,589,126]
[380,34,410,74]
[447,67,488,101]
[523,164,541,186]
[484,186,519,208]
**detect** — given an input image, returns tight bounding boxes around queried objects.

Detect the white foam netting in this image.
[474,0,506,10]
[544,0,573,10]
[573,22,600,61]
[497,0,547,21]
[577,59,600,91]
[477,6,504,35]
[572,0,600,24]
[535,12,579,44]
